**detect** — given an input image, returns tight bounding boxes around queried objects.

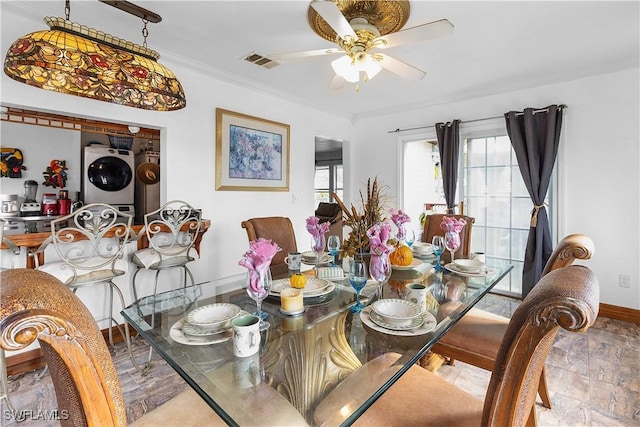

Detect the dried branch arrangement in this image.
[332,177,389,257]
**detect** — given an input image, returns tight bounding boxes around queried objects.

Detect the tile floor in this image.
[2,294,638,426]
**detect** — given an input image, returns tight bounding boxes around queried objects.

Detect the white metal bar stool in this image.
[36,203,146,373]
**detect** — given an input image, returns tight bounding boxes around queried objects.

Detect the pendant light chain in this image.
[142,19,149,48]
[64,0,70,20]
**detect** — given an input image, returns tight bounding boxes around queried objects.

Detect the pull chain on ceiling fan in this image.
[269,0,454,91]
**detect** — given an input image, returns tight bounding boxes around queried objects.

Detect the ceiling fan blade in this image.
[310,0,357,40]
[377,54,426,80]
[269,48,341,63]
[376,19,454,49]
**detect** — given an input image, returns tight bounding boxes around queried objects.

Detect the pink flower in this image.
[366,222,394,256]
[239,238,281,292]
[306,216,331,238]
[440,216,467,233]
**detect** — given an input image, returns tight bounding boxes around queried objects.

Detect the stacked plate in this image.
[369,299,424,331]
[412,242,434,258]
[445,259,494,277]
[180,303,241,341]
[301,251,332,266]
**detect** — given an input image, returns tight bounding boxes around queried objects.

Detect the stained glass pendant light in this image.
[3,1,185,111]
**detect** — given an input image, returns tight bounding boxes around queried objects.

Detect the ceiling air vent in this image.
[243,52,279,69]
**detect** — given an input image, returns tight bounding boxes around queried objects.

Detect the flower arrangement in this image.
[238,237,281,293]
[332,177,389,257]
[389,208,410,240]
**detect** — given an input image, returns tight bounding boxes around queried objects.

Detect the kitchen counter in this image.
[1,218,211,268]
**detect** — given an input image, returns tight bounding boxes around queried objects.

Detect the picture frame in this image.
[215,108,290,191]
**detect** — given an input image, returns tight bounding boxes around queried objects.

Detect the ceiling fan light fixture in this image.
[331,55,359,83]
[355,53,382,79]
[3,16,186,111]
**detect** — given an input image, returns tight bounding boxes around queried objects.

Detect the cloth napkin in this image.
[238,238,281,292]
[390,208,411,240]
[440,216,467,233]
[315,267,344,279]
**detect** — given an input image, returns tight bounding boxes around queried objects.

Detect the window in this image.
[314,163,343,204]
[402,126,554,298]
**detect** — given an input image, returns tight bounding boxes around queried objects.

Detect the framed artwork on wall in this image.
[215,108,290,191]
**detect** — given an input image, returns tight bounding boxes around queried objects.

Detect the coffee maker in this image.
[20,180,41,216]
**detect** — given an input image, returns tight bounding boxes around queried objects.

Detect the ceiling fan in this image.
[269,0,454,90]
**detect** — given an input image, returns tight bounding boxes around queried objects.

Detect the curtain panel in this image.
[435,120,461,213]
[505,104,564,298]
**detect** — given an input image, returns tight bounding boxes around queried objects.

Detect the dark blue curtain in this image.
[435,120,461,213]
[505,105,564,298]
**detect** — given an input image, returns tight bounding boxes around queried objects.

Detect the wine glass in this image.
[246,268,271,331]
[311,234,326,272]
[349,259,368,313]
[444,232,460,263]
[431,236,445,272]
[369,254,392,301]
[405,229,416,248]
[327,235,340,266]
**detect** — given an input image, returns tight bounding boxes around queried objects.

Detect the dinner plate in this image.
[360,306,437,337]
[391,259,423,270]
[369,310,425,331]
[270,278,335,298]
[182,322,230,338]
[170,318,233,346]
[444,263,496,277]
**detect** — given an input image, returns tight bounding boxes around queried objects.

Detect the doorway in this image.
[314,136,343,204]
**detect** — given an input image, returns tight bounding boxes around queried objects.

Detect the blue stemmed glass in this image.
[405,229,416,248]
[432,235,445,272]
[327,235,340,267]
[349,259,368,313]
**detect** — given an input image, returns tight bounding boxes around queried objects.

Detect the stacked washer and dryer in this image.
[83,143,160,221]
[82,144,135,216]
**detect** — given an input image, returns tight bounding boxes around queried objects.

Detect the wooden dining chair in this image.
[0,268,227,427]
[241,216,298,277]
[431,233,595,411]
[421,214,475,263]
[349,264,599,427]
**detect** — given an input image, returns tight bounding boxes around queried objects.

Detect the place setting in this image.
[270,276,336,299]
[360,298,437,337]
[444,258,496,277]
[170,302,243,345]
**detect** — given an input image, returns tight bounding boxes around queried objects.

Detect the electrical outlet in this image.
[619,274,630,288]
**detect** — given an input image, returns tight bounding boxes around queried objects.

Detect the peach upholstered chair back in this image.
[0,269,127,427]
[422,214,475,263]
[241,217,298,277]
[482,265,599,425]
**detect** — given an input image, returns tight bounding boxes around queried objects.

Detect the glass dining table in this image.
[122,259,512,427]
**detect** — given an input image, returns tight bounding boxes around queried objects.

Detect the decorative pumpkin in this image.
[290,273,308,289]
[390,245,414,266]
